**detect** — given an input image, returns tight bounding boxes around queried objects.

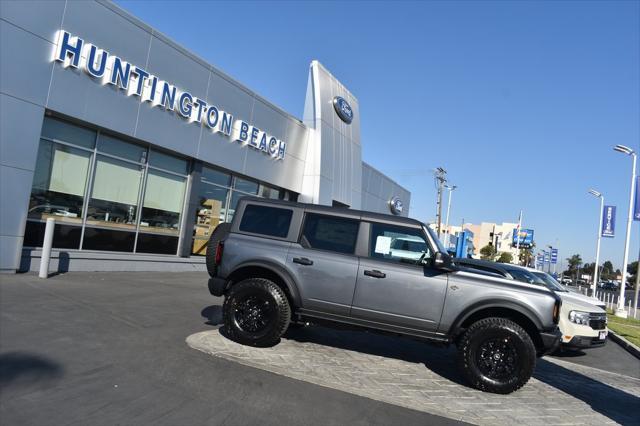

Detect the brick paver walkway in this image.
[187,327,640,425]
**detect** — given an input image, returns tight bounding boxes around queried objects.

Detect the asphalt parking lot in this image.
[1,272,639,425]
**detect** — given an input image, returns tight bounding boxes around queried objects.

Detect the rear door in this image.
[286,212,361,316]
[351,222,448,333]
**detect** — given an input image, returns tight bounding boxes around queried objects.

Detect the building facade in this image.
[0,0,410,273]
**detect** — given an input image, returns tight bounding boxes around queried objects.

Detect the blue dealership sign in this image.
[543,251,550,263]
[512,228,534,247]
[634,176,640,221]
[550,249,558,264]
[601,205,616,238]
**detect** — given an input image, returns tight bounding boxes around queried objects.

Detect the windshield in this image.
[424,225,448,253]
[533,272,568,292]
[505,268,548,286]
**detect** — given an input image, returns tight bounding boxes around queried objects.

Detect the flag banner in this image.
[550,249,558,264]
[601,205,616,237]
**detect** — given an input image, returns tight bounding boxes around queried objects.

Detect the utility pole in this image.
[434,167,447,238]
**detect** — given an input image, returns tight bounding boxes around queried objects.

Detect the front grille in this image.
[589,313,607,330]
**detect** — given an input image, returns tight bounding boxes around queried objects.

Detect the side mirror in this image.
[433,252,456,271]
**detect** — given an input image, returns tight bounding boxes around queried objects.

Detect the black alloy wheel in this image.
[222,278,291,347]
[457,317,536,394]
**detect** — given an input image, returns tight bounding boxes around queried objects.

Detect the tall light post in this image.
[588,188,604,295]
[613,144,637,318]
[444,184,457,240]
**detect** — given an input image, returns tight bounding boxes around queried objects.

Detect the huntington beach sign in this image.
[52,30,286,160]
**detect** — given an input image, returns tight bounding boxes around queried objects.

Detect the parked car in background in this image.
[456,259,607,350]
[599,281,618,291]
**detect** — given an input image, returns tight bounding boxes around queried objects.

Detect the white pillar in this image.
[39,218,55,279]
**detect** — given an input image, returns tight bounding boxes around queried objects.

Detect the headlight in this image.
[568,311,590,325]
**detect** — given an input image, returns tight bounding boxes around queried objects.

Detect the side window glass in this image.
[239,205,293,238]
[300,214,359,254]
[369,223,431,265]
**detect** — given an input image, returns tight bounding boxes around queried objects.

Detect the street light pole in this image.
[444,184,457,240]
[613,144,637,318]
[588,189,604,295]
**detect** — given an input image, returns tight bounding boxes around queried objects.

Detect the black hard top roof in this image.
[238,196,426,228]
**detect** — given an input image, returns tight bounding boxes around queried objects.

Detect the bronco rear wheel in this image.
[222,278,290,347]
[457,317,536,394]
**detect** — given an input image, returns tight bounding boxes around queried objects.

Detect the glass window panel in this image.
[139,170,186,235]
[82,227,135,252]
[239,205,292,238]
[23,221,82,249]
[234,177,258,194]
[227,191,250,223]
[98,134,147,163]
[259,184,280,199]
[41,117,96,149]
[300,214,359,254]
[86,155,142,229]
[191,183,229,256]
[201,167,231,187]
[149,150,188,175]
[136,233,179,255]
[28,140,90,224]
[369,223,432,265]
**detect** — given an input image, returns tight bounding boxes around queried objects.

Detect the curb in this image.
[609,330,640,360]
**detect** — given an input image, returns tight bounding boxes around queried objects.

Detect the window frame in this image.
[297,212,361,256]
[365,221,434,268]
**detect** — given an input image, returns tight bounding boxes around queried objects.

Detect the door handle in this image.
[364,269,386,278]
[293,257,314,266]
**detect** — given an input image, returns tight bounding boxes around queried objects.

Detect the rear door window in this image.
[300,213,359,254]
[239,204,293,238]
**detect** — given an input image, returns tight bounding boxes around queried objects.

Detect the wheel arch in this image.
[450,301,545,350]
[226,262,301,309]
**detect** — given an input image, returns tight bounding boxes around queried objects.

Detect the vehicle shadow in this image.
[283,325,466,385]
[0,351,64,389]
[201,305,223,326]
[283,325,640,424]
[534,359,640,425]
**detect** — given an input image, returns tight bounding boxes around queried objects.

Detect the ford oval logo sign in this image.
[389,196,403,215]
[333,96,353,124]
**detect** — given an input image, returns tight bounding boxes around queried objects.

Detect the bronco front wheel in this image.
[457,317,536,394]
[222,278,290,347]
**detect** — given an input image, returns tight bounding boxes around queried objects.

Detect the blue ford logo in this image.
[333,96,353,124]
[389,196,403,215]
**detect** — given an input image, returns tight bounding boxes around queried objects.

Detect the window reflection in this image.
[86,155,143,229]
[139,169,186,235]
[28,139,91,224]
[192,183,229,255]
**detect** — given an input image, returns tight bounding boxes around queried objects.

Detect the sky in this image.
[115,0,639,270]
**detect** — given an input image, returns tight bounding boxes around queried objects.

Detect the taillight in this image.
[214,242,224,265]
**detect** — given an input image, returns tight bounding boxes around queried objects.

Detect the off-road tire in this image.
[205,223,231,278]
[457,317,536,394]
[222,278,291,347]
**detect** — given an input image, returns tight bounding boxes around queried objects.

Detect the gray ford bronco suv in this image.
[206,197,561,394]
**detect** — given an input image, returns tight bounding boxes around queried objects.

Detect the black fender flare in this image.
[226,260,302,307]
[448,299,544,337]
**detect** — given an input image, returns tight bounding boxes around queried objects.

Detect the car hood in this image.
[558,292,605,312]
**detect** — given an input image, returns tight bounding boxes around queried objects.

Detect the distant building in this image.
[440,222,521,262]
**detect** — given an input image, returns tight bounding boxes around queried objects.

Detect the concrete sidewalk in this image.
[0,272,461,426]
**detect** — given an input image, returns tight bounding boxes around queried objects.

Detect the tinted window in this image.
[239,205,293,238]
[506,268,545,284]
[369,223,431,265]
[301,214,359,254]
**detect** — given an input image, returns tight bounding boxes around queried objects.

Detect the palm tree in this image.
[567,254,583,280]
